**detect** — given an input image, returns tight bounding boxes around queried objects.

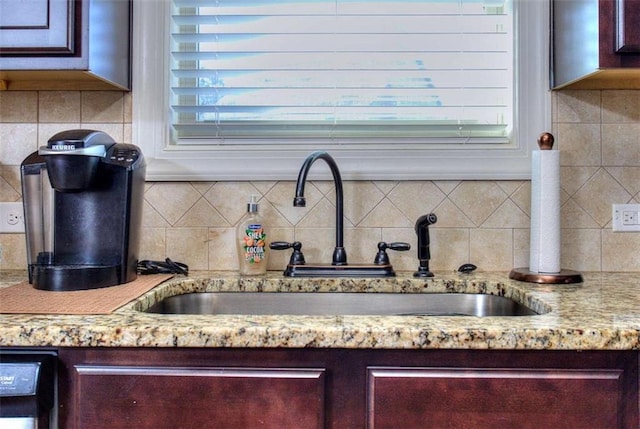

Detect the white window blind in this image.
[171,0,513,143]
[132,0,549,180]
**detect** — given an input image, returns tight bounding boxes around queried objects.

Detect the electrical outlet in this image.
[612,204,640,232]
[0,202,25,233]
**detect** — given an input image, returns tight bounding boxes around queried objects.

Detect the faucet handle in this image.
[373,241,411,265]
[270,241,306,265]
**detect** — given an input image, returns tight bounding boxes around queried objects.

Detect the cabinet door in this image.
[368,367,625,429]
[0,0,75,54]
[600,0,640,67]
[0,0,130,90]
[73,365,325,429]
[615,0,640,53]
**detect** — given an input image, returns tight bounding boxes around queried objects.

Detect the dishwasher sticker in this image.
[0,364,37,395]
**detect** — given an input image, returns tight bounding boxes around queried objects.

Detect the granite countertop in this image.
[0,270,639,350]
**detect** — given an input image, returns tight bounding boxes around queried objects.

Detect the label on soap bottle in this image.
[241,223,266,264]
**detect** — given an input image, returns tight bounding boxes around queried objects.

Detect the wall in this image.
[0,89,638,272]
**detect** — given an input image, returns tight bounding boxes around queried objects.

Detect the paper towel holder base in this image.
[509,267,583,284]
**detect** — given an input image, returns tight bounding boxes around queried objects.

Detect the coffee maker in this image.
[21,130,146,291]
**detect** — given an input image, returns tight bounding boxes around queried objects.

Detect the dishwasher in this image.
[0,351,57,429]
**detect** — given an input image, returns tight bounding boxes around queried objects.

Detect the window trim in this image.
[132,0,550,181]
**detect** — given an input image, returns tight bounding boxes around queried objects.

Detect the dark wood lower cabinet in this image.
[57,348,639,429]
[73,366,324,429]
[368,367,624,428]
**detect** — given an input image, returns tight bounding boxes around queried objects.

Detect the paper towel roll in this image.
[529,149,561,273]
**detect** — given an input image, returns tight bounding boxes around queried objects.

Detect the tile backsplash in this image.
[1,90,638,272]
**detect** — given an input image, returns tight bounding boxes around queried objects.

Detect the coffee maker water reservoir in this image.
[20,130,146,291]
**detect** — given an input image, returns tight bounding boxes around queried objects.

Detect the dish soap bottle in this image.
[237,195,268,275]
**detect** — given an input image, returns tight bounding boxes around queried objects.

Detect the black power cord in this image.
[137,258,189,276]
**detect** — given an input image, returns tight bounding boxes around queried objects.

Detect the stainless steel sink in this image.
[144,293,538,317]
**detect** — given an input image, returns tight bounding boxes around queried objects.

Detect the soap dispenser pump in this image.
[237,195,268,275]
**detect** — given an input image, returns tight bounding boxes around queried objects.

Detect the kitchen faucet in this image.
[269,151,410,277]
[293,151,347,266]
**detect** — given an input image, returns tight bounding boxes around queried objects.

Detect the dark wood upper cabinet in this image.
[615,0,640,53]
[0,0,131,90]
[553,0,640,89]
[0,0,75,55]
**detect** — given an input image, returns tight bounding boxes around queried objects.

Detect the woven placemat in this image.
[0,274,173,314]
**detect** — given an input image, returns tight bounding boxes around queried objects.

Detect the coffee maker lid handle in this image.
[38,129,115,157]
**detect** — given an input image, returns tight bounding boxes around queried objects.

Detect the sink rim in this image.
[141,291,543,317]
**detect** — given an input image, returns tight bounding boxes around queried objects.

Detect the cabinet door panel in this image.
[599,0,640,67]
[74,365,325,429]
[615,0,640,53]
[368,367,624,429]
[0,0,75,54]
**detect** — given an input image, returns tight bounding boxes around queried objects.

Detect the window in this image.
[133,0,550,181]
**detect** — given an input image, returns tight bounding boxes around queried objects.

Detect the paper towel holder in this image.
[509,132,583,284]
[509,267,583,284]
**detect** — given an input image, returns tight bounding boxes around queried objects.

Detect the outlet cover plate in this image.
[0,202,25,233]
[612,204,640,232]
